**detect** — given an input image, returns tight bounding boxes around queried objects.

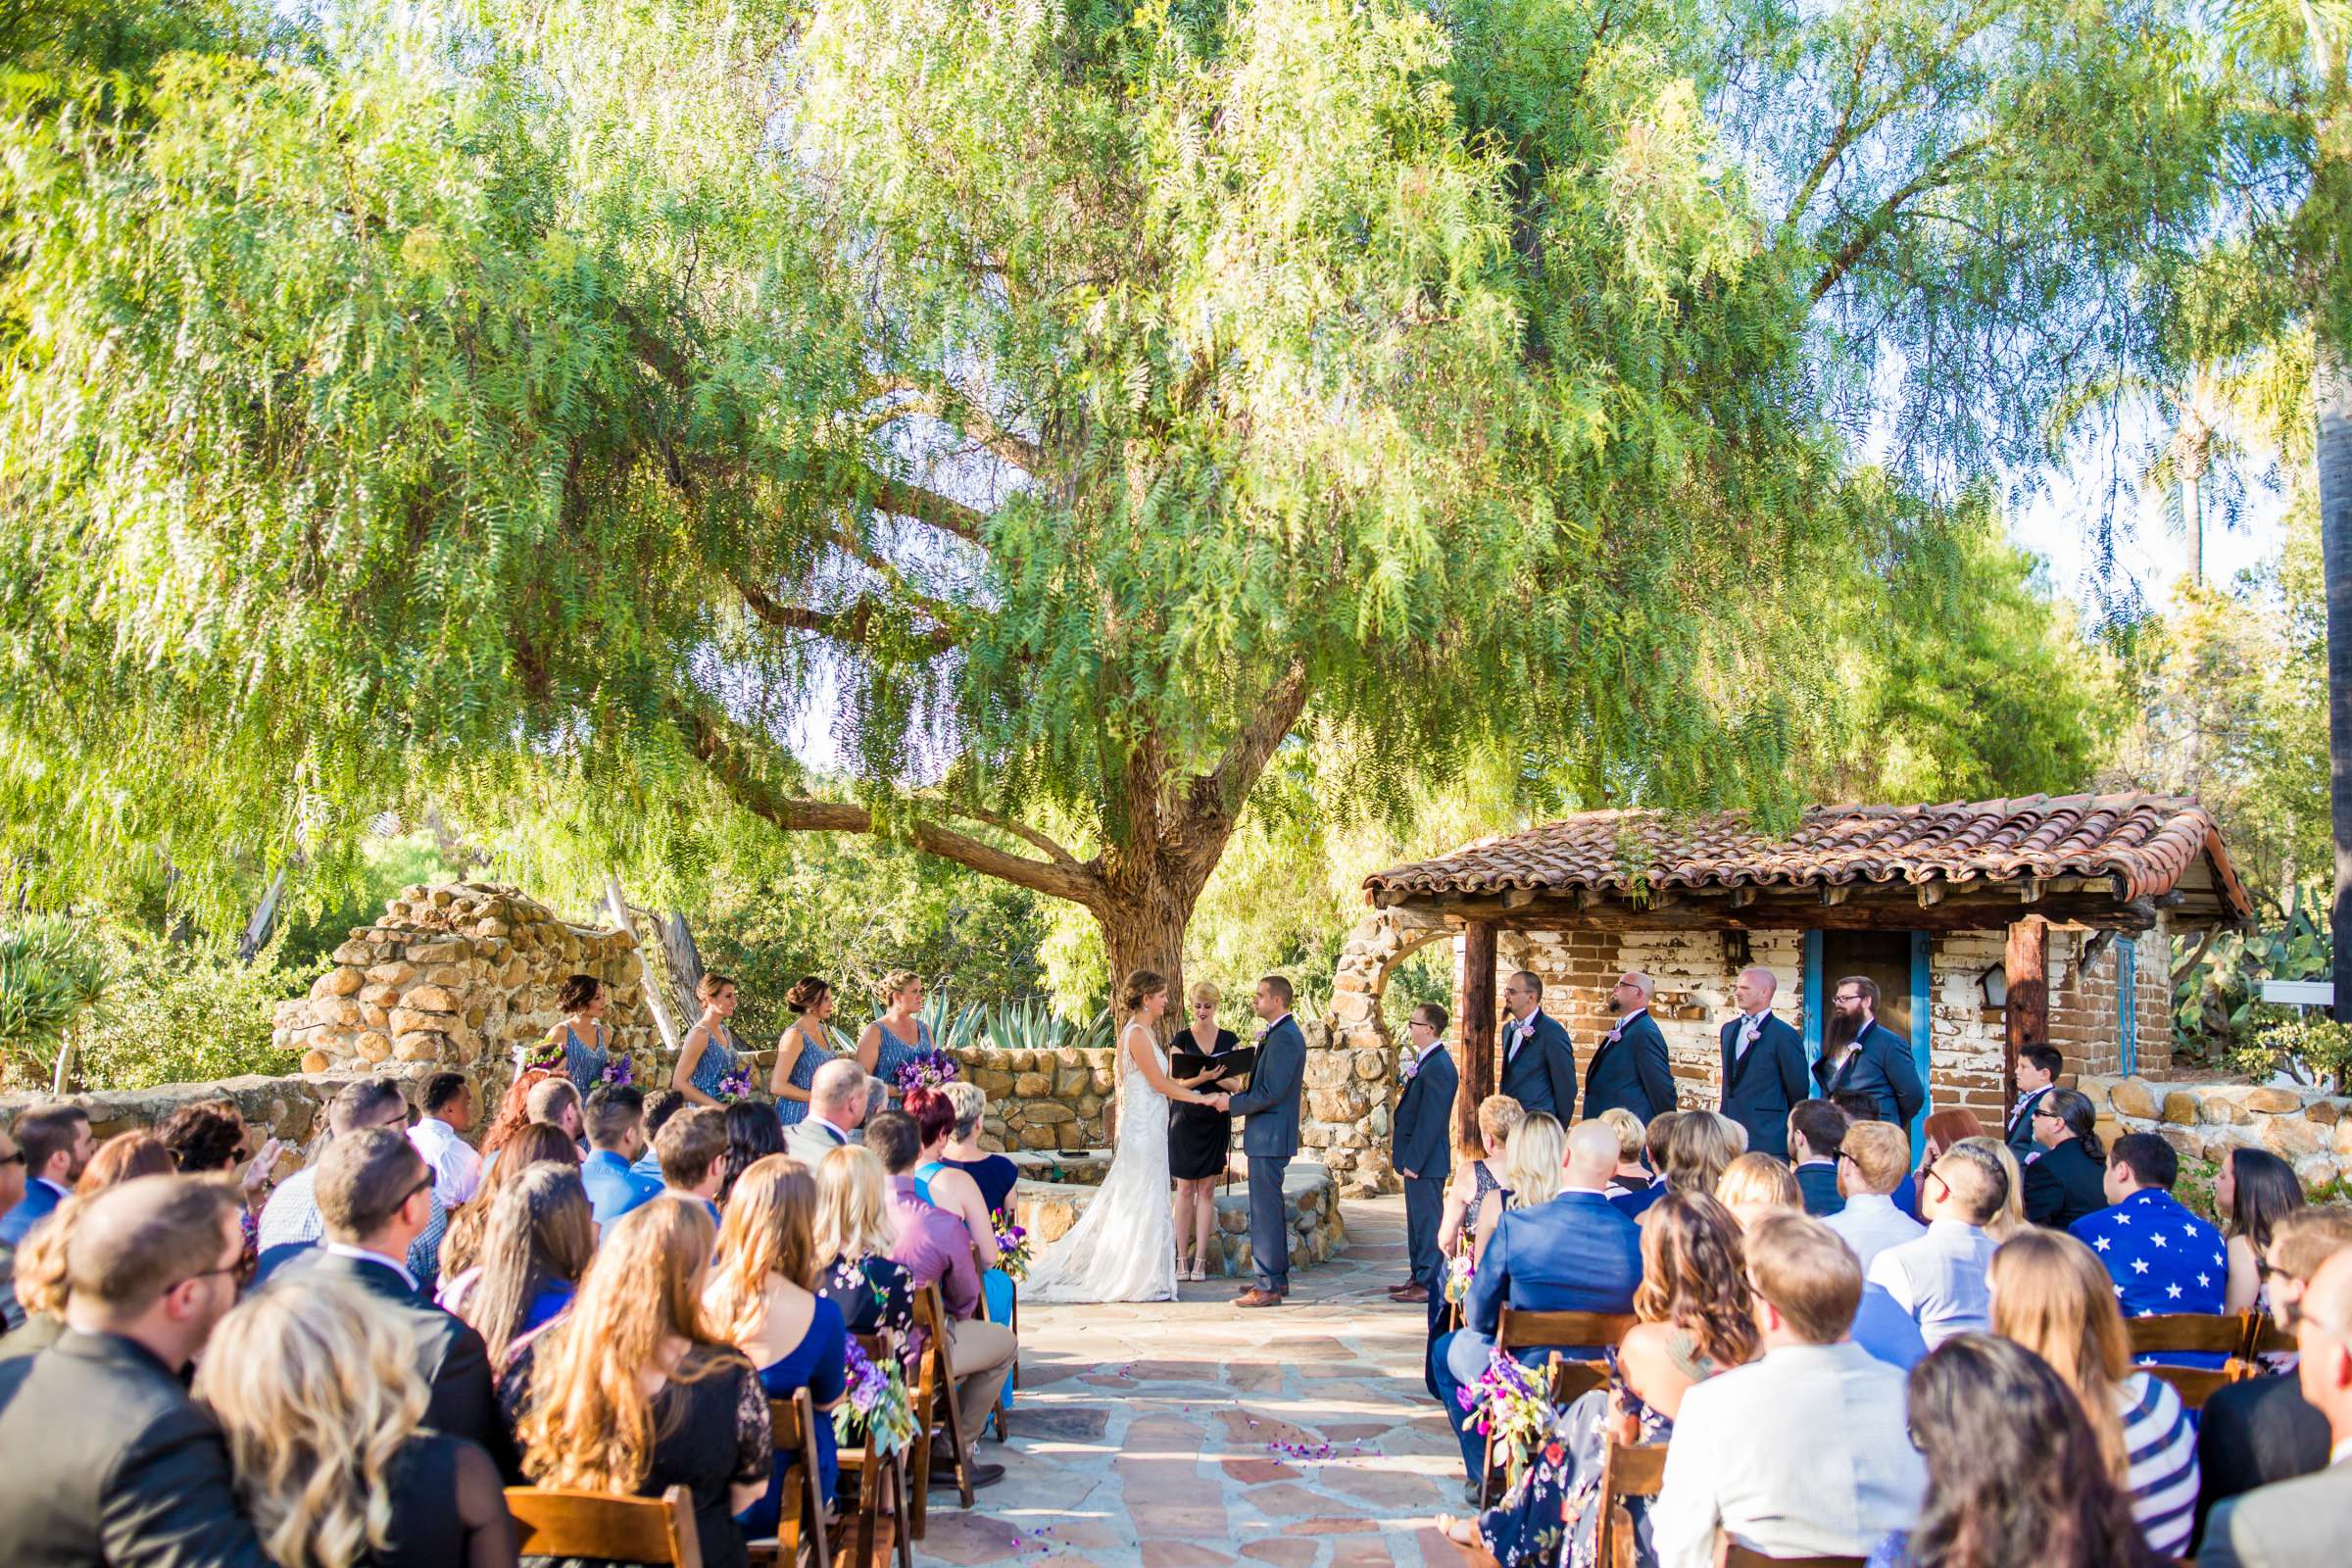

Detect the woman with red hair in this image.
[1911,1109,1988,1222]
[907,1086,1010,1326]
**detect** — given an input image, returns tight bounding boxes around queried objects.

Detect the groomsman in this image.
[1389,1004,1458,1306]
[1497,970,1579,1124]
[1584,972,1677,1121]
[1813,976,1926,1127]
[2005,1043,2063,1158]
[1718,966,1810,1158]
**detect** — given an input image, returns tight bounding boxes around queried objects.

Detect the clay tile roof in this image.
[1362,793,2252,920]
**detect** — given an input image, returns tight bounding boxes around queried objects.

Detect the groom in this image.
[1211,975,1307,1308]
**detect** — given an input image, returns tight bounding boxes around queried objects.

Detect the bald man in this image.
[1584,971,1676,1121]
[2199,1247,2352,1566]
[1718,966,1810,1159]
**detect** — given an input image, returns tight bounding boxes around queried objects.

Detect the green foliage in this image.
[974,998,1116,1056]
[2230,1011,2352,1089]
[74,938,312,1091]
[2174,889,2333,1063]
[0,917,112,1088]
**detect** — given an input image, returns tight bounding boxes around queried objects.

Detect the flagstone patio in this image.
[916,1194,1467,1568]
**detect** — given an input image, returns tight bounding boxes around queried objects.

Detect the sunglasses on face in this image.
[0,1150,22,1167]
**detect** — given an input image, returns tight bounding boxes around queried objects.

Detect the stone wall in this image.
[2079,1074,2352,1191]
[0,1070,438,1185]
[950,1047,1117,1152]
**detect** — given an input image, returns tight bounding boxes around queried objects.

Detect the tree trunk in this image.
[2321,342,2352,1017]
[1095,890,1195,1031]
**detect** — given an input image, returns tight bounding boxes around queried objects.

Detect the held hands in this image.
[1203,1092,1232,1112]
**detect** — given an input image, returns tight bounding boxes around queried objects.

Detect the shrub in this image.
[75,941,316,1090]
[2229,1014,2352,1093]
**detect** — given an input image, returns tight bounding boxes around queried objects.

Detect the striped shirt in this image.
[2117,1370,2199,1556]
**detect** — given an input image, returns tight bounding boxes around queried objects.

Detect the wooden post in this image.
[605,872,682,1055]
[2004,915,2048,1108]
[1459,920,1498,1152]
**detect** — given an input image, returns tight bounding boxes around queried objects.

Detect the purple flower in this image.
[599,1056,634,1087]
[892,1051,960,1095]
[715,1067,754,1102]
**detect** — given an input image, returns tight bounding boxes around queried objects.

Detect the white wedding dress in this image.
[1021,1022,1179,1303]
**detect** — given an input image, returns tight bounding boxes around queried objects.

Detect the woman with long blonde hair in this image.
[1715,1151,1801,1234]
[1987,1230,2200,1556]
[511,1198,772,1568]
[706,1155,846,1523]
[198,1275,514,1568]
[1470,1111,1568,1260]
[811,1144,916,1344]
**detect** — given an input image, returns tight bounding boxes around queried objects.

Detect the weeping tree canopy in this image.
[0,0,2222,985]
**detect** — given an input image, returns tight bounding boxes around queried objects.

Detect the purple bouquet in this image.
[599,1055,634,1087]
[1456,1348,1551,1494]
[1442,1250,1475,1304]
[891,1050,959,1096]
[993,1212,1032,1282]
[714,1066,754,1102]
[833,1339,917,1455]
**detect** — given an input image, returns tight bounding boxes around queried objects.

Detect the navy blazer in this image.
[1584,1010,1675,1122]
[1794,1160,1845,1216]
[1718,1011,1809,1158]
[1497,1009,1579,1124]
[1465,1190,1642,1340]
[0,1181,63,1248]
[2022,1137,2108,1230]
[2005,1084,2053,1158]
[1392,1044,1457,1183]
[1227,1014,1306,1159]
[1814,1020,1926,1125]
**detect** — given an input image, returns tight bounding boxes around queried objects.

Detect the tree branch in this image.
[1808,136,1992,303]
[870,378,1051,478]
[732,577,959,656]
[930,801,1084,867]
[1192,660,1313,827]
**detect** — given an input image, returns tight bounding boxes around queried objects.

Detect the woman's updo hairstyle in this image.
[697,971,737,1004]
[879,969,920,1004]
[557,973,603,1014]
[784,975,831,1015]
[1119,968,1167,1013]
[905,1086,956,1146]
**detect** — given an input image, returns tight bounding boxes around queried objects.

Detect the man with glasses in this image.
[1388,1003,1457,1306]
[256,1077,447,1291]
[2199,1247,2352,1566]
[0,1175,273,1565]
[1824,1120,1926,1273]
[2195,1207,2352,1546]
[2020,1086,2107,1229]
[1811,975,1926,1128]
[1585,971,1675,1122]
[1865,1142,2005,1348]
[1495,969,1578,1124]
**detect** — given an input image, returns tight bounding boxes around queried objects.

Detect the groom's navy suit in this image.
[1226,1012,1307,1295]
[1497,1008,1578,1124]
[1582,1008,1675,1122]
[1392,1043,1457,1294]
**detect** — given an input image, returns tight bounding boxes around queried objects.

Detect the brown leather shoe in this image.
[1390,1284,1430,1304]
[1234,1288,1286,1308]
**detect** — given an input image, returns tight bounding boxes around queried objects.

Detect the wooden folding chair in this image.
[1475,1308,1636,1508]
[907,1285,974,1539]
[1719,1547,1866,1568]
[2144,1358,2255,1411]
[2126,1311,2247,1362]
[1592,1438,1668,1568]
[2243,1309,2296,1362]
[506,1484,703,1568]
[745,1390,831,1568]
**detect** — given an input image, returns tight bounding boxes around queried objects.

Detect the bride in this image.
[1021,967,1226,1303]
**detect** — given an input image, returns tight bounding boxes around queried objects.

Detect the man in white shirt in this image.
[1653,1213,1925,1568]
[1825,1120,1927,1273]
[406,1070,481,1208]
[1866,1141,2005,1347]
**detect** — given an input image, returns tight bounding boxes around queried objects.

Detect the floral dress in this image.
[773,1021,836,1128]
[689,1020,744,1101]
[871,1016,931,1096]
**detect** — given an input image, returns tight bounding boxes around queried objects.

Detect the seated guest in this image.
[706,1154,847,1530]
[434,1121,578,1283]
[717,1100,786,1207]
[1595,1107,1653,1200]
[1642,1111,1745,1230]
[1909,1109,1987,1221]
[407,1071,482,1208]
[783,1058,870,1165]
[258,1078,447,1290]
[1868,1141,2006,1348]
[1826,1120,1926,1273]
[2218,1146,2306,1318]
[811,1144,916,1343]
[1787,1099,1849,1216]
[1610,1107,1677,1222]
[76,1132,177,1194]
[1959,1135,2029,1242]
[907,1086,1005,1296]
[0,1125,21,1328]
[0,1175,272,1566]
[657,1105,729,1220]
[2194,1249,2352,1568]
[1874,1334,2165,1568]
[1440,1190,1759,1565]
[2005,1042,2065,1158]
[1441,1095,1526,1257]
[473,1067,560,1175]
[580,1084,662,1225]
[1989,1229,2198,1556]
[634,1088,688,1180]
[0,1191,78,1358]
[1464,1113,1569,1303]
[260,1127,514,1476]
[1832,1090,1918,1217]
[868,1109,1012,1491]
[516,1075,584,1159]
[2195,1206,2352,1542]
[1715,1152,1800,1233]
[196,1274,517,1567]
[1651,1213,1925,1568]
[510,1199,773,1568]
[2022,1087,2109,1229]
[444,1162,595,1367]
[2072,1132,2228,1348]
[1,1102,92,1245]
[939,1081,1019,1218]
[158,1098,280,1266]
[1433,1119,1642,1491]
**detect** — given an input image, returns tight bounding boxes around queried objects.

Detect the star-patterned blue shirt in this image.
[2069,1186,2229,1365]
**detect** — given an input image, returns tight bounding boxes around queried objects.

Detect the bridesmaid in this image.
[768,976,839,1128]
[856,970,931,1098]
[542,974,612,1100]
[1167,980,1239,1282]
[673,972,746,1106]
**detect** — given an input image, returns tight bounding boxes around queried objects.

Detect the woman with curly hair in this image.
[1644,1112,1746,1229]
[535,973,612,1100]
[510,1197,771,1568]
[156,1098,282,1225]
[474,1067,559,1173]
[197,1273,514,1567]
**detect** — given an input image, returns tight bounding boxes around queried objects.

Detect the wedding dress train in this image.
[1020,1023,1179,1304]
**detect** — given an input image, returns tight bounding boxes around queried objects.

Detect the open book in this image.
[1168,1046,1256,1086]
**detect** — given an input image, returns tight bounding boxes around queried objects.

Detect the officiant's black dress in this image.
[1168,1026,1240,1180]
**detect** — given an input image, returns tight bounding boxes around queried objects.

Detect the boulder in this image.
[312,967,365,1000]
[1013,1072,1053,1099]
[2243,1087,2304,1114]
[2261,1116,2324,1160]
[2162,1091,2200,1126]
[2108,1077,2159,1120]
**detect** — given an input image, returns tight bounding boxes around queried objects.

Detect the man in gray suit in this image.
[2200,1247,2352,1567]
[783,1058,871,1165]
[1211,976,1307,1308]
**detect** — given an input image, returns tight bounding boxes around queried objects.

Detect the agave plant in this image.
[977,998,1116,1054]
[0,917,114,1091]
[915,990,986,1055]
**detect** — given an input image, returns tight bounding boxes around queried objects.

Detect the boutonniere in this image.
[1252,1023,1270,1044]
[1399,1052,1422,1083]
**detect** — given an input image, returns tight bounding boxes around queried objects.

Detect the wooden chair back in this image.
[2126,1311,2246,1359]
[2145,1359,2252,1411]
[2244,1309,2296,1360]
[1592,1438,1668,1568]
[1718,1546,1866,1568]
[907,1284,971,1538]
[744,1389,828,1568]
[1496,1307,1639,1355]
[505,1484,702,1568]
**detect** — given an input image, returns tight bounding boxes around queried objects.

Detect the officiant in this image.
[1168,980,1241,1283]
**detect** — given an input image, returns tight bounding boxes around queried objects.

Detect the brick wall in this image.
[2050,923,2174,1078]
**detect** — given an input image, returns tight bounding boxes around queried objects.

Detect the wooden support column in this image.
[2004,915,2048,1108]
[1459,919,1498,1152]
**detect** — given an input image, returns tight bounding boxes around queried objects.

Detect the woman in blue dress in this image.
[856,970,931,1099]
[538,973,612,1100]
[675,971,747,1106]
[767,976,839,1129]
[704,1154,847,1532]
